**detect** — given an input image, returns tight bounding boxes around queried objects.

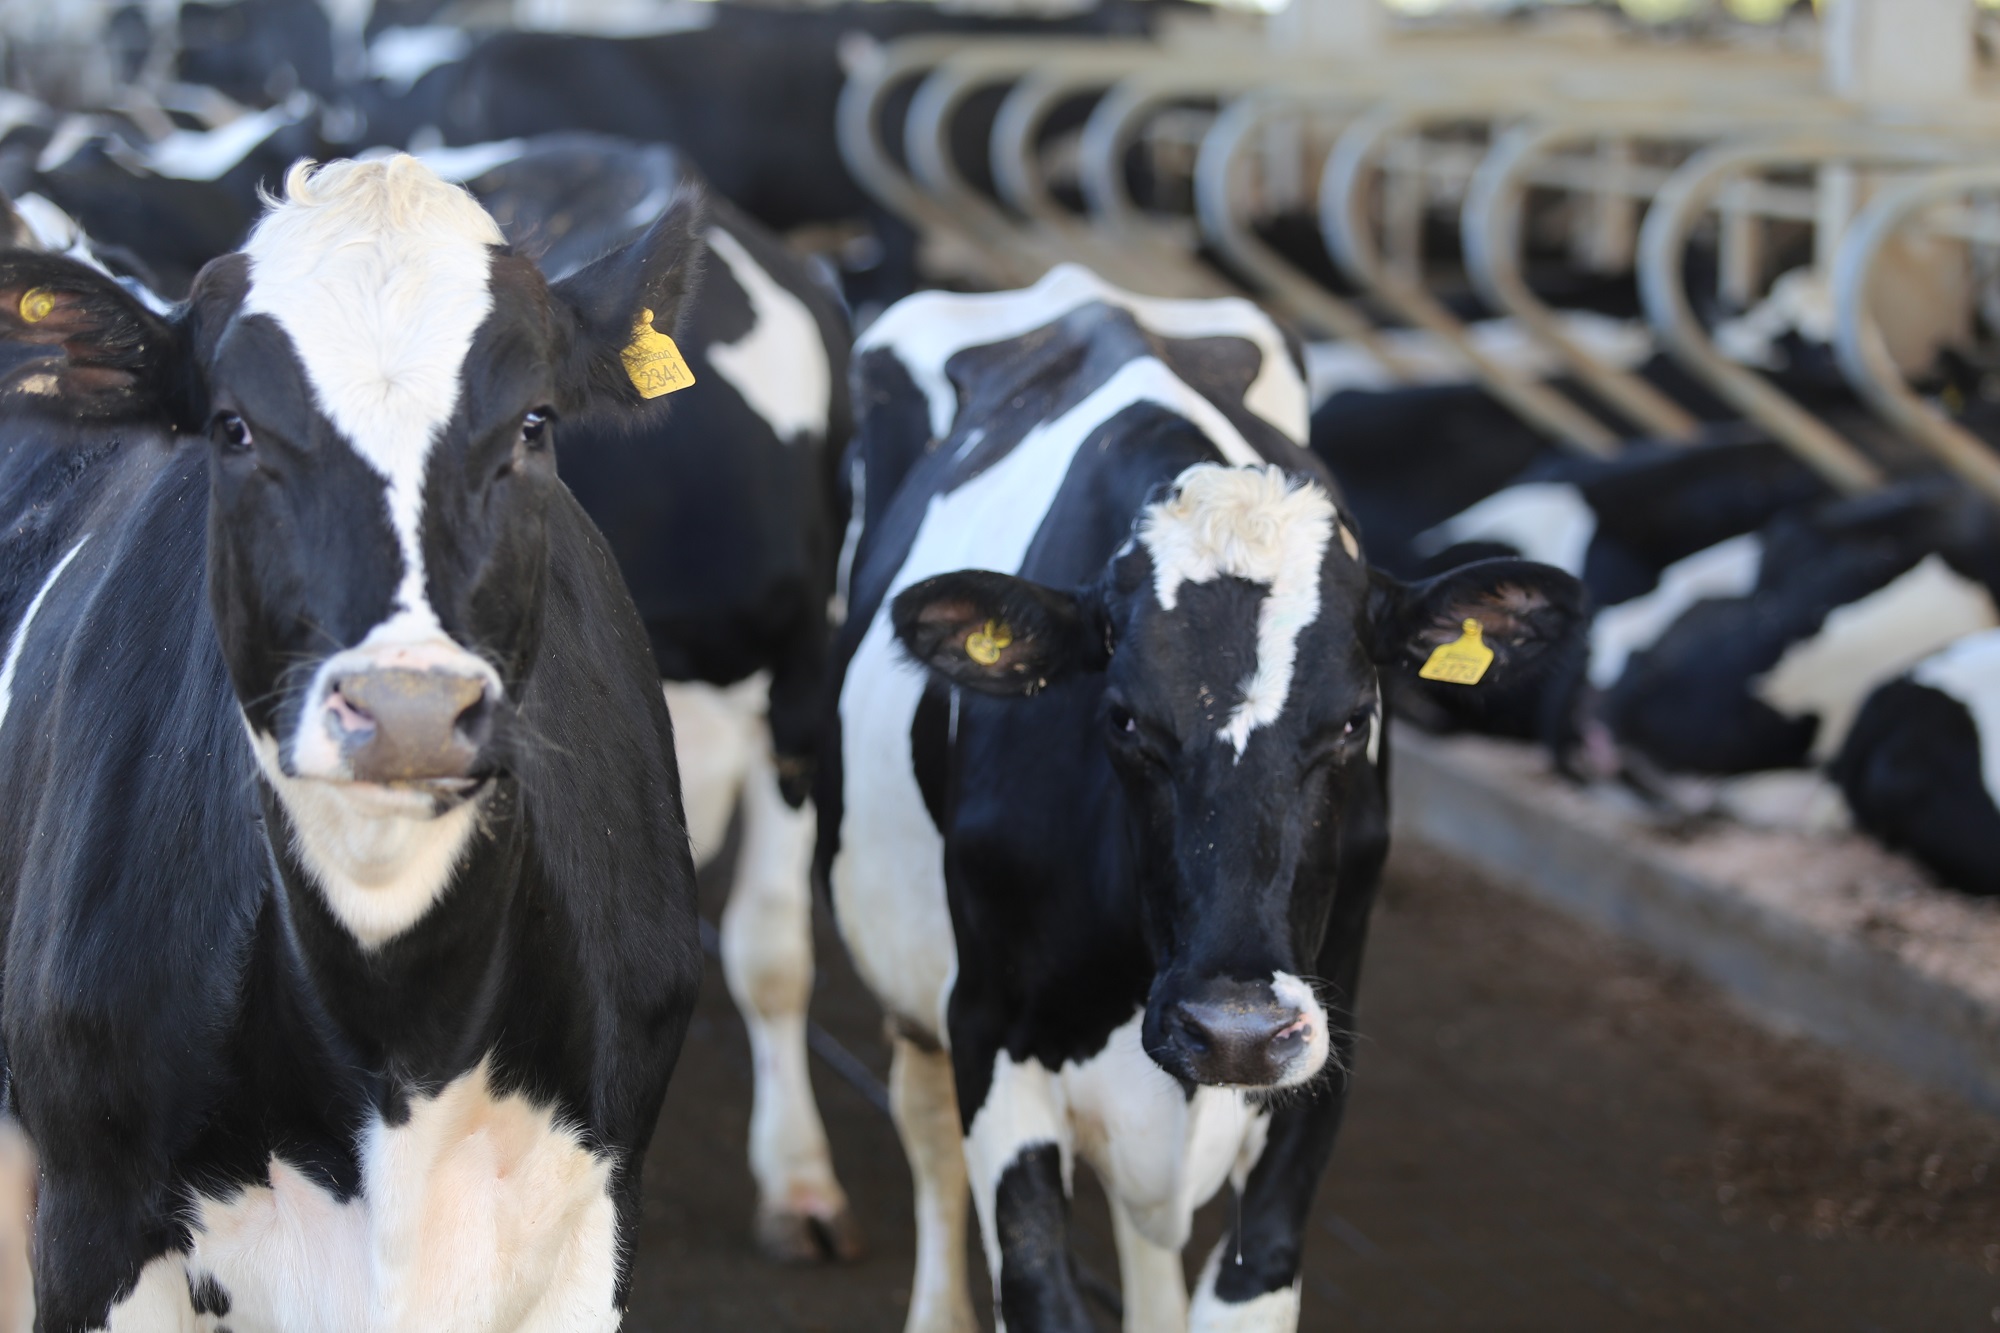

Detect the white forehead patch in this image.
[241,156,504,641]
[1138,464,1336,756]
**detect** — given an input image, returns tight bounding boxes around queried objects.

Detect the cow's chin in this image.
[298,773,491,820]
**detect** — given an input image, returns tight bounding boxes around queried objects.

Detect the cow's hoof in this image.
[755,1202,865,1264]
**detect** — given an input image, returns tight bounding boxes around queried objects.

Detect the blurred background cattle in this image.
[4,0,2000,1328]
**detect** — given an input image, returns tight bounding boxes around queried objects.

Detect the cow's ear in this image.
[0,251,192,423]
[549,187,706,413]
[892,570,1107,697]
[1368,557,1586,687]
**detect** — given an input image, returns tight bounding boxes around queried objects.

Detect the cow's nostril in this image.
[454,687,496,751]
[325,685,375,739]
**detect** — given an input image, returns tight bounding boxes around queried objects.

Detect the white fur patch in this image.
[834,357,1260,1037]
[1190,1239,1302,1332]
[241,157,502,649]
[703,226,830,444]
[96,1060,620,1332]
[1415,481,1597,576]
[1588,533,1764,689]
[402,139,532,185]
[1757,554,2000,761]
[855,264,1307,446]
[1063,1010,1265,1254]
[366,25,473,93]
[1911,628,2000,810]
[143,102,299,182]
[964,1053,1069,1294]
[0,536,87,734]
[1138,465,1335,755]
[1268,971,1332,1086]
[249,728,486,949]
[1715,267,1834,370]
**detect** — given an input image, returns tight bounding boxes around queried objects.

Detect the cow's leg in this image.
[964,1051,1091,1333]
[889,1033,976,1333]
[1108,1196,1188,1333]
[720,723,857,1262]
[0,1120,31,1333]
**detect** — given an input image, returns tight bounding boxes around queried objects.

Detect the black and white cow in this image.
[819,265,1585,1330]
[1379,437,1826,745]
[1592,480,2000,775]
[439,132,861,1261]
[0,154,704,1329]
[1835,628,2000,897]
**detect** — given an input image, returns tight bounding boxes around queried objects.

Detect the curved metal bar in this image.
[1635,132,1987,494]
[1193,92,1419,371]
[1832,165,2000,507]
[990,61,1178,292]
[1463,119,1703,441]
[834,36,978,236]
[905,49,1058,286]
[1320,102,1624,456]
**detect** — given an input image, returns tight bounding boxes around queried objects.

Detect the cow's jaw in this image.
[250,726,487,949]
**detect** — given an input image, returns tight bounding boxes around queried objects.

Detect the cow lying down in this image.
[0,156,704,1329]
[820,265,1587,1330]
[1837,628,2000,897]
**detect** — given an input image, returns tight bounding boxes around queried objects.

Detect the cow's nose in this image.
[327,668,494,783]
[1165,983,1312,1088]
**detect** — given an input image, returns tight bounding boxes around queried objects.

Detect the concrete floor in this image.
[626,840,2000,1332]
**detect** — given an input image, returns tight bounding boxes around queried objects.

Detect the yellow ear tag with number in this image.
[18,288,54,323]
[1418,619,1494,685]
[964,619,1012,666]
[620,307,695,399]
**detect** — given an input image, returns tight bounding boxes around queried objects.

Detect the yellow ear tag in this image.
[620,308,695,399]
[1418,619,1494,685]
[964,619,1012,666]
[18,288,54,323]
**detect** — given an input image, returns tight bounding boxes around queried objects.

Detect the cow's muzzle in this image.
[325,667,496,785]
[1154,976,1323,1089]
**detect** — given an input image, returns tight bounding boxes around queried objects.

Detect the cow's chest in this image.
[1063,1013,1268,1252]
[102,1063,620,1333]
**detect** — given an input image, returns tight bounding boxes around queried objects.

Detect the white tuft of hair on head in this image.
[1137,464,1336,756]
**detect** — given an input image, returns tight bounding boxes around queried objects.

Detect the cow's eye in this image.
[210,412,252,454]
[1107,702,1138,736]
[1341,705,1376,740]
[520,407,552,450]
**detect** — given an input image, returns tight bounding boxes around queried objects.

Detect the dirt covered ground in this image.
[625,839,2000,1331]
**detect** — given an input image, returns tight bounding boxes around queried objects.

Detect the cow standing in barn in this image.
[0,155,703,1329]
[821,265,1586,1330]
[449,132,862,1261]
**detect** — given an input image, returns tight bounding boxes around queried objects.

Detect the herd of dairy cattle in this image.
[0,0,1988,1330]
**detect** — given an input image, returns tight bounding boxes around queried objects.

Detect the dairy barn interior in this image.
[0,0,1996,1329]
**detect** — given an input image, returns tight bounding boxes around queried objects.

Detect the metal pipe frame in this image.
[1635,131,2000,495]
[1832,164,2000,507]
[1320,99,1626,456]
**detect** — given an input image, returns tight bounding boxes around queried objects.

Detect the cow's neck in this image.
[260,775,528,1085]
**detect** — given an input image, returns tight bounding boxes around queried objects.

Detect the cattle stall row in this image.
[0,0,1984,1329]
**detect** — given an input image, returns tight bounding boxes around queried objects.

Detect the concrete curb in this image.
[1389,729,2000,1115]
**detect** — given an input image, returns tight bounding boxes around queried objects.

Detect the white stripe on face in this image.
[1138,465,1337,755]
[240,156,504,646]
